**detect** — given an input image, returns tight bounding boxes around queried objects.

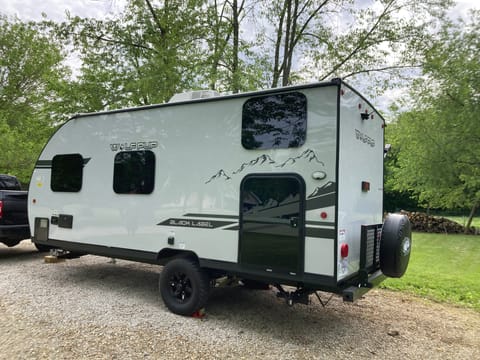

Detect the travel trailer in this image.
[28,79,411,316]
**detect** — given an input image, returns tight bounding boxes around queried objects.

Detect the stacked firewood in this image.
[398,210,475,234]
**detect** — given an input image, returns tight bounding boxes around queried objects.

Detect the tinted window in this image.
[0,175,21,190]
[113,151,155,194]
[242,92,307,150]
[51,154,84,192]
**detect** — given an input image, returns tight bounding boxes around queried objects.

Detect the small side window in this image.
[51,154,84,192]
[242,92,307,150]
[113,151,155,194]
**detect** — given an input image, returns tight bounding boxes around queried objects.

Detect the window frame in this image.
[241,91,308,150]
[50,153,84,193]
[113,150,156,195]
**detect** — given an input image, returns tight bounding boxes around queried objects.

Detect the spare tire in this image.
[380,214,412,278]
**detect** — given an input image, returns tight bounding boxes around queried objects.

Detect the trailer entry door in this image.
[239,174,304,276]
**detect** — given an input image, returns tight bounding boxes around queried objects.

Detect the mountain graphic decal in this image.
[205,169,231,184]
[205,148,326,184]
[233,154,276,174]
[276,148,324,168]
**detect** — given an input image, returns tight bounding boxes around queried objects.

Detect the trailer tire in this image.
[380,214,412,278]
[159,257,210,316]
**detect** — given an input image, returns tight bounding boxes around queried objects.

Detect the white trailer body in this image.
[29,79,411,315]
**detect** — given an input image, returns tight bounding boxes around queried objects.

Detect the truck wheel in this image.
[2,239,20,247]
[380,214,412,278]
[159,257,210,316]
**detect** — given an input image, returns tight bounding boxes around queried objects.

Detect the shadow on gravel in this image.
[40,259,355,330]
[34,257,379,347]
[0,241,40,261]
[206,286,361,346]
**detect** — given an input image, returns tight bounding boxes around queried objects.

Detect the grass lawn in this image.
[381,232,480,311]
[447,215,480,229]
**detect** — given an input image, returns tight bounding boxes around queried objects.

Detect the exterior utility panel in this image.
[29,80,409,314]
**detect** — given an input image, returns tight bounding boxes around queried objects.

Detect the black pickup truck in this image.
[0,174,31,247]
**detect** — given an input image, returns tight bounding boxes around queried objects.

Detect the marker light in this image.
[362,181,370,192]
[340,243,349,258]
[320,212,328,219]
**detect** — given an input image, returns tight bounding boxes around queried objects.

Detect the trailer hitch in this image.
[274,285,310,306]
[49,248,85,260]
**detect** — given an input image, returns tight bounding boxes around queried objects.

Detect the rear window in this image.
[242,92,307,150]
[51,154,84,192]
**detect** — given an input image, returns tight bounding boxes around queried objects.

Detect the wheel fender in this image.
[380,213,412,278]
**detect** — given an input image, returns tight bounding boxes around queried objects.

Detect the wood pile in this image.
[399,210,475,234]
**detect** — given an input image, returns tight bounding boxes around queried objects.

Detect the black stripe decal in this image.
[158,218,236,229]
[35,160,52,169]
[223,225,240,231]
[306,220,334,226]
[35,158,91,169]
[183,213,239,220]
[305,227,336,239]
[306,192,336,210]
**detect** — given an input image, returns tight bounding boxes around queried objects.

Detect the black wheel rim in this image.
[168,271,193,303]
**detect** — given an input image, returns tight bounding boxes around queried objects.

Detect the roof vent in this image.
[168,90,220,103]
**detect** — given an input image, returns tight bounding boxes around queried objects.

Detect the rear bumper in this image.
[342,269,386,302]
[0,224,31,240]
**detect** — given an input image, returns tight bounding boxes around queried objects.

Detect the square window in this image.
[242,92,307,150]
[113,151,155,194]
[51,154,84,192]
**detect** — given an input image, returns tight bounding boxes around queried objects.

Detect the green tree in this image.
[257,0,452,90]
[55,0,208,110]
[203,0,270,92]
[390,11,480,231]
[56,0,454,105]
[0,15,70,184]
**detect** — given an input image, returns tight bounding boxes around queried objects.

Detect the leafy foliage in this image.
[257,0,452,91]
[0,15,69,184]
[389,11,480,226]
[0,0,466,188]
[53,0,454,109]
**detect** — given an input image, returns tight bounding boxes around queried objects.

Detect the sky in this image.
[1,0,478,24]
[1,0,126,21]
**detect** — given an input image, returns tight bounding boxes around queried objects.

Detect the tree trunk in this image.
[281,0,292,86]
[232,0,240,93]
[209,0,231,90]
[465,201,479,234]
[272,2,287,88]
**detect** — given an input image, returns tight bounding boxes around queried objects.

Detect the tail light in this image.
[340,243,349,258]
[0,200,3,219]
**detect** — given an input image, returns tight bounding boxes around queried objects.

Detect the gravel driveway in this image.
[1,240,479,359]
